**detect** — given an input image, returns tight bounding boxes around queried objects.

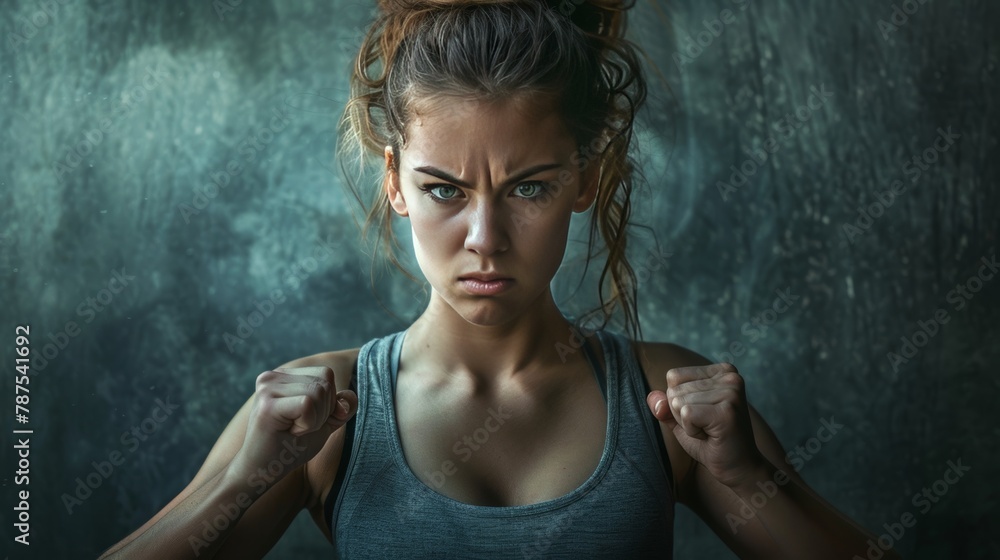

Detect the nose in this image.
[464,197,509,255]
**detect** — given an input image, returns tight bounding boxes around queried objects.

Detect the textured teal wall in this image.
[1,0,997,558]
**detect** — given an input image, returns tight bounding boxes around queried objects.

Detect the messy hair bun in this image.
[339,0,650,342]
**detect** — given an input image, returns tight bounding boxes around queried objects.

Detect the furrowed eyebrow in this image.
[412,163,561,189]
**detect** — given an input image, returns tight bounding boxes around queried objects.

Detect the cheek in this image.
[518,204,573,266]
[408,211,456,272]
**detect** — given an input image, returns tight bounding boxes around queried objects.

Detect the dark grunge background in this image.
[1,0,997,558]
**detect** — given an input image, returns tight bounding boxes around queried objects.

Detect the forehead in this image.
[401,95,576,164]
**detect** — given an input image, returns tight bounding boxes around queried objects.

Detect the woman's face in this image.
[385,96,599,327]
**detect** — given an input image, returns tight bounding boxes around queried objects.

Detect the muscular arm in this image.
[681,406,901,560]
[98,351,356,559]
[97,391,311,559]
[637,341,900,559]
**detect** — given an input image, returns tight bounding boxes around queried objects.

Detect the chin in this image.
[455,301,519,327]
[452,286,554,328]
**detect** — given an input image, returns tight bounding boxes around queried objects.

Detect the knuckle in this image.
[720,371,743,386]
[306,379,328,400]
[256,369,278,388]
[319,366,337,385]
[298,393,317,415]
[256,385,277,401]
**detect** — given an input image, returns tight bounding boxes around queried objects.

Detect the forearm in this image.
[98,466,254,560]
[729,460,902,560]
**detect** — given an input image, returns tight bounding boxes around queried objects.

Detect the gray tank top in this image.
[324,327,675,558]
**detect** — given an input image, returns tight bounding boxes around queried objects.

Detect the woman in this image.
[99,1,901,558]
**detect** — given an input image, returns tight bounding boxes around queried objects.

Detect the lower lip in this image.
[460,278,513,295]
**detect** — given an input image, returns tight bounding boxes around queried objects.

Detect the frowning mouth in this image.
[459,278,514,295]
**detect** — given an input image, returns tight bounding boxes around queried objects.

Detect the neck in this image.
[403,287,583,391]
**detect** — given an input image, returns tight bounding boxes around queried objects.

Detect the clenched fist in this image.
[230,366,358,489]
[646,362,767,489]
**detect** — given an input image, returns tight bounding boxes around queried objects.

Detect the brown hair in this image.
[337,0,658,342]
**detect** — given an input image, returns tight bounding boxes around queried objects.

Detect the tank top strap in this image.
[390,328,403,394]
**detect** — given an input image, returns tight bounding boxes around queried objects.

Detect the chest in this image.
[393,365,609,508]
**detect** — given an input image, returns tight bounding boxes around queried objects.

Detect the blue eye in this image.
[417,181,551,204]
[418,184,459,202]
[513,182,549,199]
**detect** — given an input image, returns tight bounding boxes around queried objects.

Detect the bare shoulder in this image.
[629,339,714,505]
[277,346,362,543]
